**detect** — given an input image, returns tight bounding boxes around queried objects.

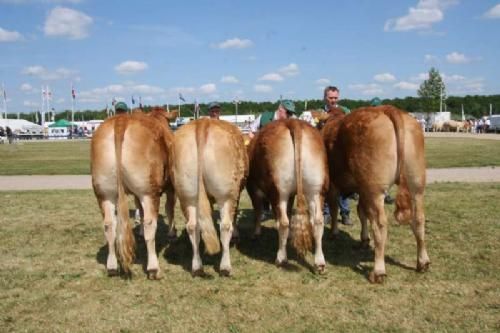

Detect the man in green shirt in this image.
[248,99,296,139]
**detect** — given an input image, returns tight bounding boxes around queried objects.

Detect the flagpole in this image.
[71,83,75,126]
[2,83,6,120]
[41,85,45,129]
[178,95,181,119]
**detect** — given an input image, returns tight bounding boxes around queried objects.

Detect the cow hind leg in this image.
[165,187,177,240]
[411,192,430,272]
[99,199,119,276]
[308,194,325,273]
[326,187,340,238]
[365,195,388,283]
[248,188,264,239]
[357,203,370,249]
[141,195,161,280]
[275,199,290,266]
[185,205,203,275]
[219,199,236,276]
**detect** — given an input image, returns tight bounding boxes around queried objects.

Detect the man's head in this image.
[324,86,340,111]
[208,102,221,119]
[277,99,296,120]
[115,102,128,113]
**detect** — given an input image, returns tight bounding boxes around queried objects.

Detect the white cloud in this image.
[115,61,149,74]
[384,0,458,32]
[278,63,299,76]
[0,27,23,42]
[258,73,284,82]
[44,7,92,39]
[424,54,438,63]
[254,84,273,93]
[316,78,330,85]
[411,72,429,81]
[442,73,465,82]
[446,52,470,64]
[221,75,239,84]
[348,83,383,95]
[20,83,33,92]
[23,100,38,107]
[484,4,500,19]
[214,37,253,49]
[199,83,217,94]
[394,81,419,90]
[373,73,397,83]
[21,65,77,80]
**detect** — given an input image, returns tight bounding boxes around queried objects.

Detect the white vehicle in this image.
[488,115,500,133]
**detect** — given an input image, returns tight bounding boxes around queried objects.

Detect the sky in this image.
[0,0,499,113]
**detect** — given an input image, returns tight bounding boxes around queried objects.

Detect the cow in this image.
[322,105,430,283]
[91,107,176,279]
[432,121,444,132]
[247,119,329,272]
[172,118,248,276]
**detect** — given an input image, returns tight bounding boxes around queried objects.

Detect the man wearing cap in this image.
[322,86,353,226]
[115,101,129,114]
[248,99,296,139]
[208,102,221,120]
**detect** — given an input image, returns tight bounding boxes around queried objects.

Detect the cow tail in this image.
[114,116,136,273]
[195,120,221,255]
[384,107,412,224]
[289,122,313,257]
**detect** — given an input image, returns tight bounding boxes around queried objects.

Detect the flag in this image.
[112,97,116,106]
[139,96,142,108]
[131,96,135,105]
[179,93,185,102]
[71,85,76,99]
[3,87,6,101]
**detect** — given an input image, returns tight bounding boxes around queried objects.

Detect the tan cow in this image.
[91,107,176,279]
[173,118,248,276]
[247,119,329,272]
[322,106,430,283]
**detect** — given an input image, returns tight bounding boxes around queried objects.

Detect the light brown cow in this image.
[322,105,430,283]
[247,119,329,272]
[91,107,176,279]
[173,118,248,276]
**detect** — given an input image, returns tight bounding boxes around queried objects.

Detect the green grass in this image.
[1,137,500,175]
[425,138,500,168]
[1,184,499,332]
[0,140,90,175]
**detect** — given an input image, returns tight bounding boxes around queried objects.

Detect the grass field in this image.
[1,183,499,332]
[1,137,500,175]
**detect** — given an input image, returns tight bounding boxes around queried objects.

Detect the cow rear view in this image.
[323,105,430,283]
[247,119,329,272]
[173,119,248,276]
[91,109,175,279]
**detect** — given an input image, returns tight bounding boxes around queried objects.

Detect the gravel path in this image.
[1,167,499,191]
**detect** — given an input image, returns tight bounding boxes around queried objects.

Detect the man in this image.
[208,102,221,120]
[249,99,296,139]
[115,101,128,114]
[323,86,352,226]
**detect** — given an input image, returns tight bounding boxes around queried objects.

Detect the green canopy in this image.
[48,119,75,127]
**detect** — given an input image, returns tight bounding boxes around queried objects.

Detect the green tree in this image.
[418,67,446,112]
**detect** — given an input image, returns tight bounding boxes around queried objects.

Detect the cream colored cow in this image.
[173,119,248,276]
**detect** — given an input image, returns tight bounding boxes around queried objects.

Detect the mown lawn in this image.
[1,137,500,175]
[0,183,499,332]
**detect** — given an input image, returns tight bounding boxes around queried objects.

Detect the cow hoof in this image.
[147,269,161,280]
[316,264,326,275]
[107,269,119,277]
[359,239,370,250]
[368,271,386,284]
[417,261,431,272]
[192,268,205,277]
[275,259,287,267]
[219,269,232,277]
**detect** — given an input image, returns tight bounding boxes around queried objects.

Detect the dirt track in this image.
[0,166,499,191]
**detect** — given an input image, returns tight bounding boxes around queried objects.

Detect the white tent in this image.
[0,119,43,135]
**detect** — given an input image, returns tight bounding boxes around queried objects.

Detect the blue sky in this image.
[1,0,499,113]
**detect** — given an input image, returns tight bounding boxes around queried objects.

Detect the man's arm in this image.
[248,114,262,138]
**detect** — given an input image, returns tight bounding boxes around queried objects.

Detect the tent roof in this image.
[48,119,74,127]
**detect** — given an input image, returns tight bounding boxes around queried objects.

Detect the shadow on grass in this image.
[323,222,416,281]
